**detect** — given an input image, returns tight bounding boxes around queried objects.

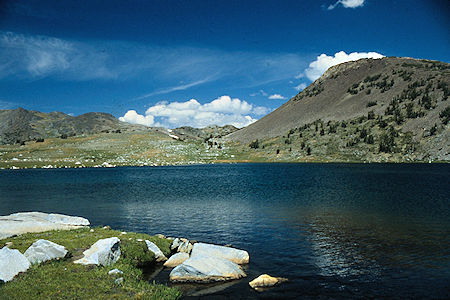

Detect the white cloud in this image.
[303,51,384,81]
[119,110,155,126]
[268,94,286,100]
[0,31,308,88]
[131,78,213,101]
[120,96,269,128]
[295,83,307,91]
[328,0,365,10]
[0,31,115,80]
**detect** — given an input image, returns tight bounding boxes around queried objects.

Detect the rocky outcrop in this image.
[169,255,246,282]
[190,243,249,264]
[74,237,120,266]
[0,247,30,282]
[24,239,68,264]
[163,252,189,268]
[0,212,90,239]
[145,240,167,262]
[249,274,288,290]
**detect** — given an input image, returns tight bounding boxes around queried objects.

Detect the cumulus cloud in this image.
[328,0,365,10]
[303,51,384,81]
[268,94,286,100]
[119,110,155,126]
[119,96,269,128]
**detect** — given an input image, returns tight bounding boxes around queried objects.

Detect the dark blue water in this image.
[1,164,449,299]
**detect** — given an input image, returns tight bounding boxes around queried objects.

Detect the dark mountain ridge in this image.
[0,108,148,145]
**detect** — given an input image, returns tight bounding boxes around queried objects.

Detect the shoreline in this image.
[1,159,448,170]
[0,212,257,299]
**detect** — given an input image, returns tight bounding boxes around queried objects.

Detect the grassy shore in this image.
[0,227,181,299]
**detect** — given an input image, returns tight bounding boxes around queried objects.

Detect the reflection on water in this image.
[303,210,450,279]
[0,163,449,298]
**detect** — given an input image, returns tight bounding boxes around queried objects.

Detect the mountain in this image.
[0,108,149,145]
[226,57,449,161]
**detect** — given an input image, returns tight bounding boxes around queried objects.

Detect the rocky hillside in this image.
[227,57,449,161]
[0,108,150,145]
[172,125,239,141]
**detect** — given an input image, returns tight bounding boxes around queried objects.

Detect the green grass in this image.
[0,228,181,300]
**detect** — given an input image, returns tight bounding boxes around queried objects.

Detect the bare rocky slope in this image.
[226,57,449,161]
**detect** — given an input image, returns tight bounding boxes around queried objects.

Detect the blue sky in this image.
[0,0,448,128]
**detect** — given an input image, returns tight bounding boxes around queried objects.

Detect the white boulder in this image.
[163,252,189,268]
[145,240,167,262]
[190,243,249,264]
[177,240,193,254]
[0,247,30,282]
[0,212,90,239]
[170,238,180,250]
[249,274,288,290]
[169,255,246,282]
[24,239,68,264]
[74,237,120,266]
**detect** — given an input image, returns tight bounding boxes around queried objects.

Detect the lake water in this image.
[1,164,449,299]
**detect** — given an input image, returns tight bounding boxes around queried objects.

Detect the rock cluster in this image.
[167,241,249,283]
[0,212,267,292]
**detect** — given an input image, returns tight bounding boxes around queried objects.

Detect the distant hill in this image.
[172,125,239,141]
[226,57,449,161]
[0,107,240,146]
[0,108,150,145]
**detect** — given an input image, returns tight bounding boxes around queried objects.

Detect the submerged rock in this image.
[0,247,30,282]
[0,212,90,239]
[249,274,288,290]
[169,255,246,282]
[145,240,167,262]
[74,237,120,266]
[24,239,68,264]
[190,243,249,264]
[163,252,189,268]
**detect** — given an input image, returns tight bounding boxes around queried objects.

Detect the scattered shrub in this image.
[249,139,259,149]
[366,101,377,107]
[439,106,450,125]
